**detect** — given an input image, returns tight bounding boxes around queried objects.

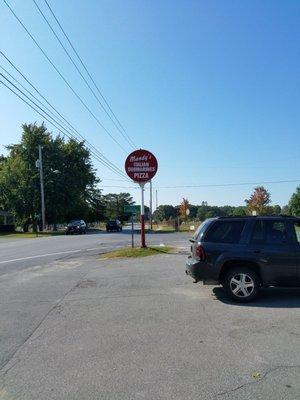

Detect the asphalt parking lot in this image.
[0,251,300,400]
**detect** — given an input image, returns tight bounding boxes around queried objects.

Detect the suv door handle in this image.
[253,250,261,254]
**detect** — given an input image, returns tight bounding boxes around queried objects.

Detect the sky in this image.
[0,0,299,208]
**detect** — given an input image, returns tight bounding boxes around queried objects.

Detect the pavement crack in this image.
[64,292,170,302]
[216,365,300,398]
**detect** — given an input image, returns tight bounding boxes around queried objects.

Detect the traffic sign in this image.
[124,205,140,214]
[125,149,158,183]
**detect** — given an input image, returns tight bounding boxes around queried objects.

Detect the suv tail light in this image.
[195,244,206,261]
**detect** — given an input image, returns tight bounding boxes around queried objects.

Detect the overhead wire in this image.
[2,74,298,191]
[0,72,130,180]
[3,0,129,153]
[98,179,300,189]
[0,77,125,180]
[1,64,298,191]
[32,0,136,149]
[0,52,130,181]
[42,0,137,149]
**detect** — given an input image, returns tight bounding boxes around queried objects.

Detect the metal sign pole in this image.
[140,183,146,247]
[149,180,153,230]
[131,214,134,248]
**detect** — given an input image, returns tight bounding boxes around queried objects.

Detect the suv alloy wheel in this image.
[223,267,260,302]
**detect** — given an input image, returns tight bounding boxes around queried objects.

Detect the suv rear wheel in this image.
[223,267,260,302]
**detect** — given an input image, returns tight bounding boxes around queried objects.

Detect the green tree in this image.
[288,186,300,216]
[232,206,247,216]
[205,210,216,219]
[281,205,290,215]
[153,205,177,221]
[264,204,281,215]
[197,205,209,221]
[188,205,198,219]
[103,192,134,222]
[0,123,101,230]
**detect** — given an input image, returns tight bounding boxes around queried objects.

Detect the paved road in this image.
[0,251,300,399]
[0,230,190,276]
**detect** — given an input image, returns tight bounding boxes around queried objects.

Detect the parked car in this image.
[186,216,300,302]
[65,220,87,235]
[106,219,122,232]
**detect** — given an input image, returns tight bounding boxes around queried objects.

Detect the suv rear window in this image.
[193,219,213,240]
[204,220,245,244]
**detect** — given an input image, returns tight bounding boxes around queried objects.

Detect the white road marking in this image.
[0,249,83,264]
[0,240,187,265]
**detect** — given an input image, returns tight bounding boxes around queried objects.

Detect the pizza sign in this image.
[125,149,158,183]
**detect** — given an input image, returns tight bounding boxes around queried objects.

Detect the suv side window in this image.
[265,220,287,244]
[251,220,265,244]
[251,220,289,245]
[204,221,245,244]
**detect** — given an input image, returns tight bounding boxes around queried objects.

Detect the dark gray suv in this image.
[186,216,300,302]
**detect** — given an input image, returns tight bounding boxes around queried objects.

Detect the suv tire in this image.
[223,267,260,302]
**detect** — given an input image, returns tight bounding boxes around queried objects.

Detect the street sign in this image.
[124,205,140,214]
[125,149,158,183]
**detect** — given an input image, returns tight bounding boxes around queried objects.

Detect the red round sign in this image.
[125,149,158,183]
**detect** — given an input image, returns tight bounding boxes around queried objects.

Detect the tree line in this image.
[153,186,300,222]
[1,123,299,231]
[0,124,134,230]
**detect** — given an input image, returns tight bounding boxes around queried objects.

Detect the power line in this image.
[43,0,137,149]
[155,180,300,188]
[32,0,136,149]
[3,0,128,153]
[0,69,128,179]
[100,179,300,189]
[0,52,130,180]
[0,76,125,179]
[0,73,130,180]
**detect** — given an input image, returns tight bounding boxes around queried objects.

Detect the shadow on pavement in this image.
[212,286,300,308]
[85,229,105,235]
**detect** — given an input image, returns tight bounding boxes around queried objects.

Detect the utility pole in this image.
[38,145,46,231]
[149,180,153,230]
[155,189,158,209]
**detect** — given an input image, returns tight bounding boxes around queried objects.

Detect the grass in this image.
[101,245,173,259]
[0,231,65,238]
[152,225,175,232]
[150,228,176,233]
[151,224,196,233]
